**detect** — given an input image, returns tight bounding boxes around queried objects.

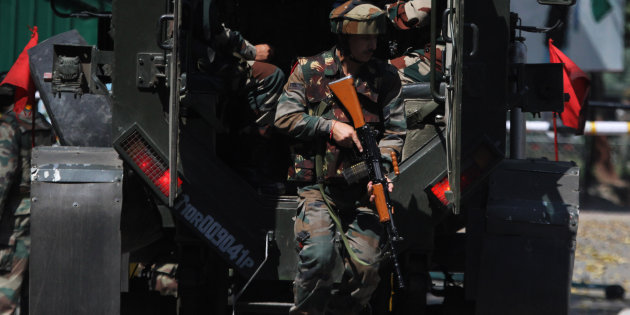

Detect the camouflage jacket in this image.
[385,0,431,30]
[275,46,404,184]
[388,44,443,84]
[0,112,21,218]
[0,108,52,245]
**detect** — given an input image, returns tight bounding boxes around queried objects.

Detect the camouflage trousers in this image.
[246,60,285,113]
[291,186,383,315]
[229,61,288,194]
[0,199,30,315]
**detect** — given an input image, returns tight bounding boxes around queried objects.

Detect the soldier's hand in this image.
[367,178,394,203]
[255,44,272,62]
[331,121,363,152]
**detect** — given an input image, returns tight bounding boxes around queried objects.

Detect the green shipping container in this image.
[0,0,111,71]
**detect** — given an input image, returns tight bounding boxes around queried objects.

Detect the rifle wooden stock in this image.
[328,76,366,128]
[372,183,391,222]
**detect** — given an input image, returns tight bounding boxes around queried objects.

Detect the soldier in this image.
[198,2,288,193]
[217,32,289,194]
[274,1,403,314]
[384,0,435,84]
[177,4,288,313]
[0,74,53,314]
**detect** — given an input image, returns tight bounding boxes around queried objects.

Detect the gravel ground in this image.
[571,209,630,314]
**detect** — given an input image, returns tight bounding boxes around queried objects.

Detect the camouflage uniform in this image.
[388,47,433,84]
[275,2,403,310]
[209,23,286,110]
[384,0,434,84]
[211,24,288,193]
[202,18,285,105]
[0,105,51,315]
[236,60,288,194]
[211,24,258,61]
[384,0,431,31]
[330,1,433,84]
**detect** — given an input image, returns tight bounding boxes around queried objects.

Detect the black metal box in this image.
[30,147,123,315]
[476,159,579,315]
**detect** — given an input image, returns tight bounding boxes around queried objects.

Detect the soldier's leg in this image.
[247,61,285,113]
[328,206,383,315]
[0,251,26,315]
[291,188,343,315]
[0,199,30,315]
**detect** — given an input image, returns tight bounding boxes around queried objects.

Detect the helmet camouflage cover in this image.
[329,0,387,35]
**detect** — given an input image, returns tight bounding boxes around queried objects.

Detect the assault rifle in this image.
[328,75,405,289]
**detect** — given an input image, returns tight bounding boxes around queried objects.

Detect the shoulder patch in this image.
[288,83,304,91]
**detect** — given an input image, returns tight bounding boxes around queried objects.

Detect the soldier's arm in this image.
[274,66,333,140]
[385,0,431,30]
[378,65,404,170]
[214,24,258,60]
[0,120,19,213]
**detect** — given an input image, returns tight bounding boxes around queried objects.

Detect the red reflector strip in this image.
[157,170,183,196]
[119,129,182,197]
[430,176,451,206]
[430,165,482,206]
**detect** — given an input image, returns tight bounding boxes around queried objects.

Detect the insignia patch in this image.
[288,83,304,91]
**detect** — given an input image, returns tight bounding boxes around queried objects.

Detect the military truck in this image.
[26,0,579,314]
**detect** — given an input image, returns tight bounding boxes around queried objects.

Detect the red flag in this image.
[0,26,38,114]
[548,38,590,134]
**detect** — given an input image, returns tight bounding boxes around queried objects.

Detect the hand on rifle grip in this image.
[331,121,363,152]
[367,178,394,203]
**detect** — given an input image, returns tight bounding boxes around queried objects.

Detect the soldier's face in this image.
[348,35,378,63]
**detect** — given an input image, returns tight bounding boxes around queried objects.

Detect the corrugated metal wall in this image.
[0,0,110,71]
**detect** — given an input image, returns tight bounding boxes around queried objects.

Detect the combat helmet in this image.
[329,0,387,35]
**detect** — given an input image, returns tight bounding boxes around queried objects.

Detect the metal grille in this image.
[118,128,171,196]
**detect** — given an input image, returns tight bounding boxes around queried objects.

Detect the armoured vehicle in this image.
[27,0,579,314]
